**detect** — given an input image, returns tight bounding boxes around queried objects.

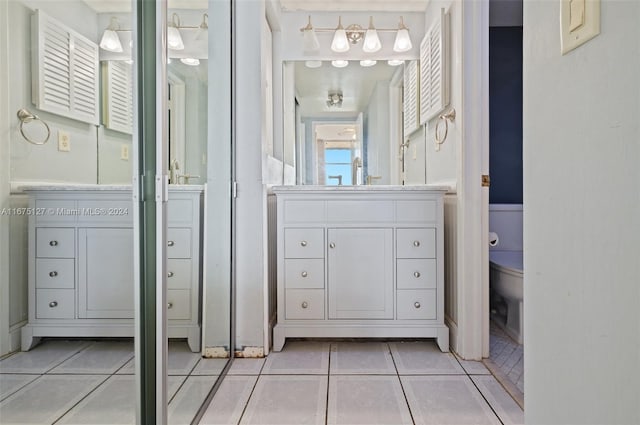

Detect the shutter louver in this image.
[102,61,133,134]
[32,10,99,125]
[419,8,450,124]
[403,60,420,137]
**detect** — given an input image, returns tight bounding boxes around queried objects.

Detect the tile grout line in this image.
[325,343,332,425]
[234,367,265,424]
[387,343,416,425]
[466,374,506,425]
[0,373,44,403]
[50,374,111,424]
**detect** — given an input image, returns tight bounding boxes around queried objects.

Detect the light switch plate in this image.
[120,144,129,161]
[561,0,600,55]
[58,130,71,152]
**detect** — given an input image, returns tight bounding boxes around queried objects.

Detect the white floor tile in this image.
[199,375,258,425]
[168,341,202,375]
[227,358,266,376]
[330,342,396,375]
[390,341,465,375]
[472,375,524,425]
[457,358,492,375]
[240,375,326,425]
[401,375,501,425]
[0,374,106,424]
[0,374,40,401]
[168,376,218,425]
[327,375,412,425]
[115,358,134,375]
[191,358,229,376]
[262,341,329,375]
[0,340,90,374]
[49,340,134,374]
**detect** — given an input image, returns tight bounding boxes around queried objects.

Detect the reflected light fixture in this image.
[195,13,208,41]
[100,17,123,53]
[330,16,350,53]
[331,60,349,68]
[362,17,381,53]
[302,16,412,54]
[168,13,185,50]
[360,59,377,67]
[393,16,412,52]
[180,58,200,66]
[387,59,405,66]
[302,16,320,52]
[326,91,343,108]
[305,60,322,68]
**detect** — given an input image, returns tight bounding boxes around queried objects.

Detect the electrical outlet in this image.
[58,131,71,152]
[120,144,130,160]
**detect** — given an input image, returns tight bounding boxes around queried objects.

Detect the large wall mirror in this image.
[283,60,415,186]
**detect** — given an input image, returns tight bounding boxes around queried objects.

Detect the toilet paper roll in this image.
[488,232,499,247]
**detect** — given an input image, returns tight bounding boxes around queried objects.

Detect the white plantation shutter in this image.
[419,8,450,124]
[32,10,99,125]
[403,60,420,136]
[102,61,133,134]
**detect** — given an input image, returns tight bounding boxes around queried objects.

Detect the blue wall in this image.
[489,27,523,204]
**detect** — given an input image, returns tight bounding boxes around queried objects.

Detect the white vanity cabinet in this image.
[21,186,203,352]
[272,186,449,352]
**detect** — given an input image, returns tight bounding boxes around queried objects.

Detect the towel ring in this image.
[435,108,456,150]
[17,108,50,145]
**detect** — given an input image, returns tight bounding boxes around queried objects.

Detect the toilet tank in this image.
[489,204,523,252]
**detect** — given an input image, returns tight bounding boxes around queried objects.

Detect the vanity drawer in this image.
[396,228,436,259]
[167,289,191,320]
[284,228,324,258]
[284,259,324,289]
[36,259,75,289]
[36,228,75,258]
[397,259,437,290]
[167,259,192,289]
[167,228,192,259]
[36,289,75,319]
[397,290,436,320]
[285,289,324,320]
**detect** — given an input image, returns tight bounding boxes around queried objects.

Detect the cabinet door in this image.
[327,228,393,319]
[78,228,134,318]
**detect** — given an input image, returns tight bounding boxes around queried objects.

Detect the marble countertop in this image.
[271,184,452,193]
[11,181,204,193]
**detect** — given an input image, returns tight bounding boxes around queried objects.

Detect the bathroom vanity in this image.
[20,185,203,352]
[271,186,449,352]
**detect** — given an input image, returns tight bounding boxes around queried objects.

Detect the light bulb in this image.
[362,17,381,53]
[180,58,200,66]
[331,60,349,68]
[360,60,377,67]
[393,17,412,53]
[305,60,322,68]
[387,59,405,66]
[330,17,350,53]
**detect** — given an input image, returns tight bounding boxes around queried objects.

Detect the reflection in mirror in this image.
[284,60,407,185]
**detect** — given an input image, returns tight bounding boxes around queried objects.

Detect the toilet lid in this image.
[489,251,523,272]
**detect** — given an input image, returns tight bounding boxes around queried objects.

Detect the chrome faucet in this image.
[169,159,180,184]
[366,175,382,185]
[328,175,343,185]
[352,157,362,185]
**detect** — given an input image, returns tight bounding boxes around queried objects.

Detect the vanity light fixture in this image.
[331,60,349,68]
[326,91,343,108]
[195,13,208,41]
[359,59,377,67]
[100,17,123,52]
[168,13,185,50]
[180,58,200,66]
[387,59,405,66]
[302,16,412,54]
[305,60,323,68]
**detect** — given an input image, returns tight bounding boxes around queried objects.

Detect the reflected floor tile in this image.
[330,342,396,375]
[401,375,501,425]
[390,341,465,375]
[227,358,265,375]
[115,358,134,375]
[168,376,218,425]
[240,375,326,425]
[262,341,329,375]
[0,340,91,374]
[168,341,202,375]
[0,374,106,424]
[191,358,228,376]
[327,375,412,425]
[0,374,40,401]
[199,375,258,425]
[472,376,524,425]
[455,355,492,375]
[50,340,134,374]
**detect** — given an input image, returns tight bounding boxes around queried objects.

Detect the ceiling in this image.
[82,0,207,13]
[279,0,429,12]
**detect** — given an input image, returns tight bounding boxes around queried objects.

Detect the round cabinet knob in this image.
[301,301,309,309]
[167,271,174,278]
[49,240,58,246]
[49,271,58,277]
[301,271,308,278]
[167,302,173,309]
[167,240,175,247]
[414,302,421,309]
[414,271,421,278]
[49,301,58,308]
[300,241,307,247]
[413,240,421,247]
[329,243,336,249]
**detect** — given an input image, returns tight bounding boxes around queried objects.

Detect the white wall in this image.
[523,1,640,423]
[364,81,390,184]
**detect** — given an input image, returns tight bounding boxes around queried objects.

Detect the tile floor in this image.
[0,338,227,424]
[199,340,524,425]
[488,321,524,394]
